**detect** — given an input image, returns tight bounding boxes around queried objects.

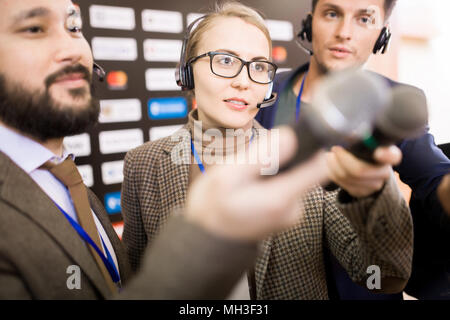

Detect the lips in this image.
[329,46,353,59]
[45,64,91,90]
[223,98,249,111]
[224,98,248,105]
[328,46,353,59]
[54,72,87,83]
[329,46,352,53]
[224,97,250,110]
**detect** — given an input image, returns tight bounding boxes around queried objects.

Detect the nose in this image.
[335,16,353,41]
[231,64,251,90]
[52,28,84,66]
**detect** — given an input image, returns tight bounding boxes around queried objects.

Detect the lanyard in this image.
[54,202,121,285]
[191,139,206,175]
[296,71,308,123]
[191,130,255,175]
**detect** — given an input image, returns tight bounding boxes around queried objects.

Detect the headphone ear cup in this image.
[185,64,195,90]
[373,27,390,54]
[381,31,391,54]
[300,14,313,42]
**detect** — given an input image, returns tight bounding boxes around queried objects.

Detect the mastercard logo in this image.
[272,46,288,64]
[191,98,197,110]
[106,71,128,90]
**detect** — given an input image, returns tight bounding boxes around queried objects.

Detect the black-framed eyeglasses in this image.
[188,51,278,84]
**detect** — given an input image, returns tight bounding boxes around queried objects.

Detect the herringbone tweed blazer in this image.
[0,151,132,299]
[121,125,413,299]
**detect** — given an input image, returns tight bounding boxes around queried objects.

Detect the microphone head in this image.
[307,68,390,142]
[376,85,429,140]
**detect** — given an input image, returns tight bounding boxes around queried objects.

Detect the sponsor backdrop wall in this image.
[70,0,310,232]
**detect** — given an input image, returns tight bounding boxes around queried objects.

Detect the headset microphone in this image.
[257,82,277,108]
[257,93,277,109]
[93,63,106,82]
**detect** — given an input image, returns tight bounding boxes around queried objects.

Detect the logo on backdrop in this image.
[99,99,142,123]
[104,192,122,215]
[98,129,144,155]
[148,97,188,120]
[89,5,136,30]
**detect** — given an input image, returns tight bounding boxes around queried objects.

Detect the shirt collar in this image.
[0,124,72,174]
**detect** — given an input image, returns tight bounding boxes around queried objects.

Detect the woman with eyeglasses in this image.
[121,1,276,279]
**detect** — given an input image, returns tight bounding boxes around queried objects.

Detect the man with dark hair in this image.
[256,0,450,299]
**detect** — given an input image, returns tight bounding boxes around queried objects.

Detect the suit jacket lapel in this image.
[0,152,111,298]
[159,126,191,226]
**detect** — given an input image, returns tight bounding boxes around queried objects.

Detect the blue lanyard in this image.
[54,203,121,285]
[191,139,206,175]
[191,130,255,175]
[296,71,308,122]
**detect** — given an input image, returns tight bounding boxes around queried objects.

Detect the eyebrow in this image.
[321,3,374,16]
[215,49,269,61]
[11,7,51,25]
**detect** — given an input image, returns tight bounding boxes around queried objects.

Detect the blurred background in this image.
[68,0,450,236]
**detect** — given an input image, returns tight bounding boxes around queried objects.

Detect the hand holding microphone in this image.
[275,68,428,198]
[324,81,429,196]
[279,68,391,172]
[326,145,402,197]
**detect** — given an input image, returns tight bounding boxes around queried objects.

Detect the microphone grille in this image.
[309,69,389,140]
[377,85,429,139]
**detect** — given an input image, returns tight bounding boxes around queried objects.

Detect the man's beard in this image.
[0,65,100,141]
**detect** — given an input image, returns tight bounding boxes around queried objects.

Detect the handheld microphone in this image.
[323,83,429,191]
[345,85,428,163]
[93,63,106,82]
[279,69,389,172]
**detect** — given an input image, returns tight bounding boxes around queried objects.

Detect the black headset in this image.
[175,15,277,108]
[297,13,392,55]
[175,15,207,91]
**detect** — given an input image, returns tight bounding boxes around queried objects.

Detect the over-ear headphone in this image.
[372,26,391,54]
[296,14,313,55]
[298,14,313,43]
[175,15,208,91]
[297,13,392,55]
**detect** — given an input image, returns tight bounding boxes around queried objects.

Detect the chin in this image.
[55,92,91,106]
[221,115,253,130]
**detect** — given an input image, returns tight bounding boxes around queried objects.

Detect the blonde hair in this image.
[185,1,272,64]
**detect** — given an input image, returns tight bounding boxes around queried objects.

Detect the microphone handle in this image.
[324,128,398,191]
[347,128,398,164]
